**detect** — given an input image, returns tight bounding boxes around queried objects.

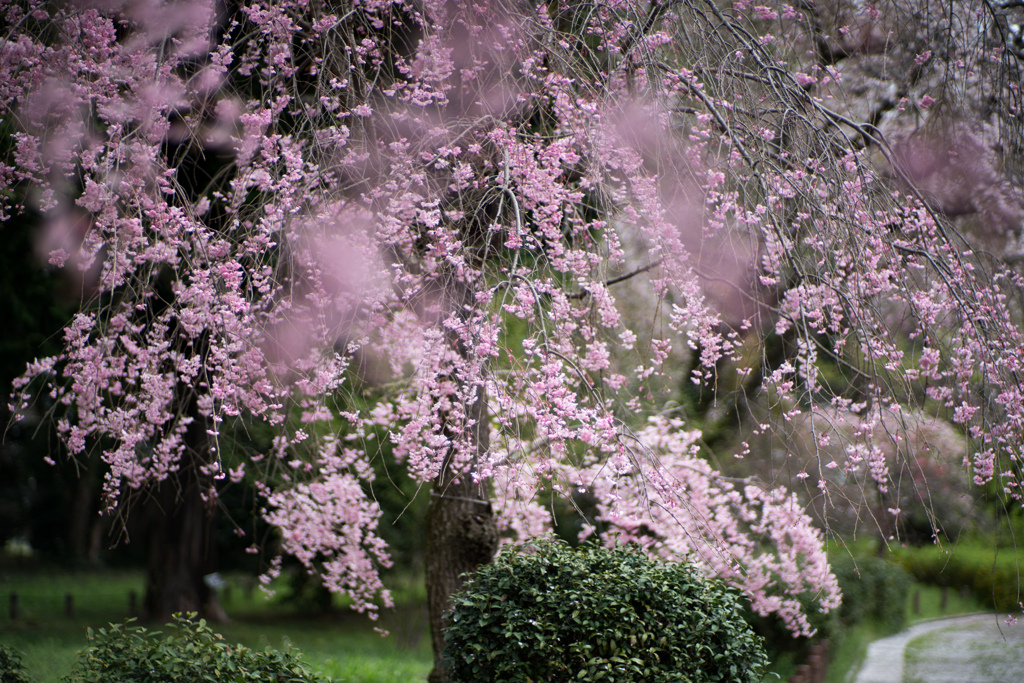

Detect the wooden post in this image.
[808,653,822,683]
[129,590,137,616]
[812,641,829,683]
[9,592,18,620]
[65,594,74,618]
[941,586,948,612]
[913,589,921,615]
[791,664,811,683]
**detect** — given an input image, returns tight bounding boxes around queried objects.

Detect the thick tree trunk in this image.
[142,408,226,623]
[68,474,95,564]
[142,474,226,622]
[425,386,498,683]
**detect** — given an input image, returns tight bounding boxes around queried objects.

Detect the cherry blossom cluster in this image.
[4,0,1023,632]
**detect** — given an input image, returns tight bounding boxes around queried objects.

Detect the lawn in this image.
[0,566,432,683]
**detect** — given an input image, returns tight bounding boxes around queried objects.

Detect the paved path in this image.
[899,614,1024,683]
[854,614,993,683]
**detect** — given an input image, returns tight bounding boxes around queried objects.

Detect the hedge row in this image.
[894,545,1019,612]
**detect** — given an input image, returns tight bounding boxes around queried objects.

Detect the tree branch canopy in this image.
[3,0,1023,646]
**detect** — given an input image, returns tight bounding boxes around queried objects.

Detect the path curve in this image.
[853,614,992,683]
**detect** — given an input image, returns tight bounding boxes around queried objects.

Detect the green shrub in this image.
[894,544,1018,611]
[0,644,34,683]
[64,613,333,683]
[442,539,768,683]
[831,554,912,632]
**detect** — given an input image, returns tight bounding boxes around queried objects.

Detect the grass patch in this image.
[822,619,889,683]
[0,566,432,683]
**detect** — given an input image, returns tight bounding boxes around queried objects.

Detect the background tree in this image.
[3,0,1023,679]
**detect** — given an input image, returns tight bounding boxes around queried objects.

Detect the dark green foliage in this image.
[64,613,333,683]
[894,545,1018,612]
[831,555,912,633]
[0,644,35,683]
[442,540,768,683]
[743,589,838,660]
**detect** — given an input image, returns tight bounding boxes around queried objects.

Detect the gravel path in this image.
[853,614,1006,683]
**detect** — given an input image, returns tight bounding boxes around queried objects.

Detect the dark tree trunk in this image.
[142,408,226,623]
[425,387,498,682]
[142,476,226,622]
[67,474,95,564]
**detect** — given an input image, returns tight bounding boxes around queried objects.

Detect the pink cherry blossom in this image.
[5,0,1024,644]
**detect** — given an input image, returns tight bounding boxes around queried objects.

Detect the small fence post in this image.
[814,640,829,683]
[129,590,138,617]
[65,593,74,618]
[940,586,948,612]
[9,592,18,620]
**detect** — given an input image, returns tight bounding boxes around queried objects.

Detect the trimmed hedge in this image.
[894,544,1018,612]
[65,613,332,683]
[442,540,768,683]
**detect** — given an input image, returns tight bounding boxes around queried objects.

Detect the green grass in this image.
[0,566,432,683]
[823,619,888,683]
[215,611,432,682]
[0,567,146,680]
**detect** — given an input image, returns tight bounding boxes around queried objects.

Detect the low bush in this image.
[65,613,332,683]
[0,645,34,683]
[442,539,767,683]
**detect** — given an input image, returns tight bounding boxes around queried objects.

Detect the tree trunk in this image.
[142,476,226,622]
[142,408,226,623]
[67,474,95,564]
[425,385,498,683]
